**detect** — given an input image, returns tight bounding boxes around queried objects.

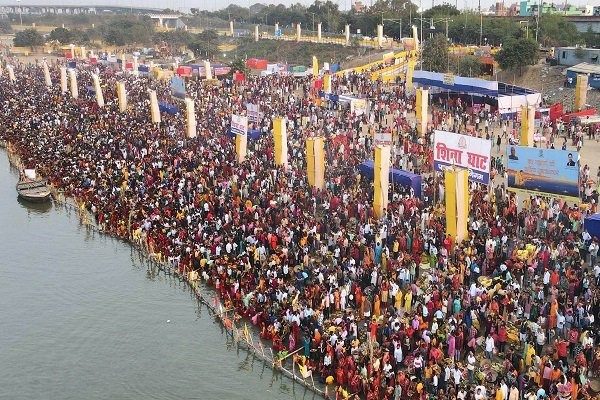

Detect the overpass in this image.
[0,4,162,15]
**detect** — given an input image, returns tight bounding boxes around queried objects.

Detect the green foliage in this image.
[229,58,247,75]
[187,30,219,59]
[538,14,581,47]
[49,27,72,44]
[153,30,193,47]
[574,47,586,60]
[13,28,44,48]
[451,55,483,77]
[0,19,12,34]
[495,38,538,74]
[422,33,449,73]
[99,17,154,46]
[422,3,460,18]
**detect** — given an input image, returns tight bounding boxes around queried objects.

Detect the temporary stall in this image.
[584,213,600,239]
[177,66,193,77]
[358,160,422,199]
[158,102,179,115]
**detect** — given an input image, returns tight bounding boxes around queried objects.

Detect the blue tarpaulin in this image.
[159,102,179,115]
[584,213,600,239]
[67,61,76,69]
[138,65,149,73]
[85,85,95,94]
[225,129,262,140]
[358,160,422,199]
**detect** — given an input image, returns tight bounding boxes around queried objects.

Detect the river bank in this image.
[3,146,328,399]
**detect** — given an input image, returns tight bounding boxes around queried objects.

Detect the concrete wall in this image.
[557,47,600,66]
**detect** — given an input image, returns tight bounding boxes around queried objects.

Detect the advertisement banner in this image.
[506,146,580,201]
[231,114,248,136]
[170,76,186,99]
[433,130,492,185]
[246,103,260,123]
[350,98,368,116]
[374,132,392,146]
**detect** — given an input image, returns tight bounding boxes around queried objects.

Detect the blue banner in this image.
[170,76,186,99]
[506,146,580,201]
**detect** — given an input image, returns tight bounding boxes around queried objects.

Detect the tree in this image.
[229,58,247,75]
[422,3,460,19]
[49,27,72,44]
[422,33,449,72]
[188,30,219,59]
[495,38,538,74]
[451,55,483,77]
[0,19,12,34]
[538,14,581,47]
[13,28,44,48]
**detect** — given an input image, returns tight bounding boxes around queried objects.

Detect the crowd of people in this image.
[1,56,599,400]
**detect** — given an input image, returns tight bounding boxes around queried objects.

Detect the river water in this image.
[0,152,317,400]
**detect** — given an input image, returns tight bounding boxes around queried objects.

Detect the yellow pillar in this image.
[6,65,15,82]
[69,69,78,99]
[116,81,127,112]
[412,25,420,52]
[574,74,588,111]
[185,98,196,138]
[273,117,288,167]
[373,145,391,219]
[455,169,469,243]
[306,138,315,187]
[312,56,319,77]
[204,60,212,80]
[60,67,67,93]
[445,168,469,243]
[235,133,247,163]
[416,88,428,135]
[406,58,416,92]
[92,73,104,107]
[42,61,51,87]
[377,24,384,47]
[149,89,161,124]
[314,137,325,191]
[520,105,534,147]
[323,74,332,93]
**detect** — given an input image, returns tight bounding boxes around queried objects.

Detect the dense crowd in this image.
[1,57,599,400]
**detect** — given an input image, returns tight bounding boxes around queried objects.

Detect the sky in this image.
[0,0,594,12]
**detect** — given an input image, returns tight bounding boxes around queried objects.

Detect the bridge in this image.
[0,4,162,15]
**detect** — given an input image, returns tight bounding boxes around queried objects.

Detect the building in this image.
[519,0,592,16]
[352,1,366,13]
[557,47,600,66]
[565,63,600,89]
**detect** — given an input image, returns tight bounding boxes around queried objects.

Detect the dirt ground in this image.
[501,60,600,111]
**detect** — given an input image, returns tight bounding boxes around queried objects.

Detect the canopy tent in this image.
[158,102,179,115]
[358,160,422,199]
[412,70,541,115]
[225,129,263,140]
[584,213,600,239]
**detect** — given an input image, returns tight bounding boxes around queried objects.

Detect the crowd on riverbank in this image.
[1,58,600,400]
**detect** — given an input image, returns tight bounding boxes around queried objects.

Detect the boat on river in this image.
[16,169,51,203]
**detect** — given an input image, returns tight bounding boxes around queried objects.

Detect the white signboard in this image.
[374,132,392,146]
[246,103,260,123]
[350,98,368,116]
[231,114,248,136]
[433,130,492,185]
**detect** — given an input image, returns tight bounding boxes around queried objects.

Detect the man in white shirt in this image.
[485,334,495,359]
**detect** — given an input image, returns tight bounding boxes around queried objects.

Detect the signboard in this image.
[442,73,455,86]
[433,130,492,185]
[374,132,393,146]
[350,98,368,116]
[506,146,580,201]
[246,103,260,123]
[170,76,186,99]
[231,114,248,136]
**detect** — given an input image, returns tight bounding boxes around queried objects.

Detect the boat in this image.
[16,169,52,203]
